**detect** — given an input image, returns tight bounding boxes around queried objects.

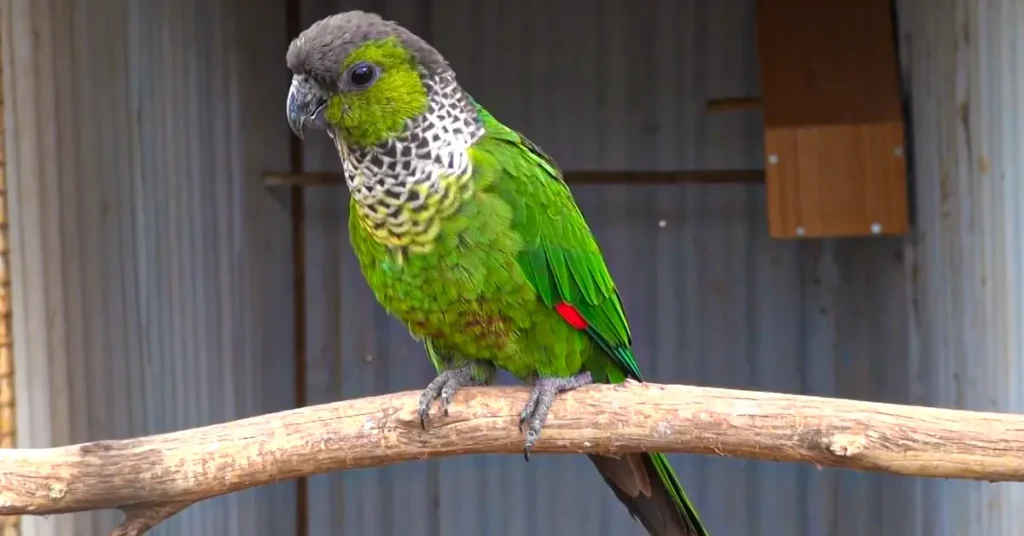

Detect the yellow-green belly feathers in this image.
[348,188,598,380]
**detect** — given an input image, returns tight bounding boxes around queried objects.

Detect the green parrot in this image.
[286,11,709,536]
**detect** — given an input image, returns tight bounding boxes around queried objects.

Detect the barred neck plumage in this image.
[335,71,485,254]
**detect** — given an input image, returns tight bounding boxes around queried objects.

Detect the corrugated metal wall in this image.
[2,1,297,535]
[4,0,1017,534]
[299,1,919,535]
[896,0,1024,535]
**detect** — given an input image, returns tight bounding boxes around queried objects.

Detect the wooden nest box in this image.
[756,0,909,239]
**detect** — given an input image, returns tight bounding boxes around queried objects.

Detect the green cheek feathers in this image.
[326,38,429,148]
[324,96,346,128]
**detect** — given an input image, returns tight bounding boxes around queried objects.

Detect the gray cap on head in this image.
[286,11,449,83]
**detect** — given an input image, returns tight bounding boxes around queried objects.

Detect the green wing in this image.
[470,103,710,536]
[470,102,641,383]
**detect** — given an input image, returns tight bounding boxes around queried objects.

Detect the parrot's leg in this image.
[417,364,488,429]
[518,371,593,460]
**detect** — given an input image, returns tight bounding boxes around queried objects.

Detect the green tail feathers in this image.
[649,453,708,536]
[589,452,709,536]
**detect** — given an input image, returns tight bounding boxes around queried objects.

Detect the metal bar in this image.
[263,170,766,187]
[706,97,762,112]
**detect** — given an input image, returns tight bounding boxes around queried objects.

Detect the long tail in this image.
[588,452,709,536]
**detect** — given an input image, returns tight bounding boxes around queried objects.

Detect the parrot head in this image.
[286,10,459,149]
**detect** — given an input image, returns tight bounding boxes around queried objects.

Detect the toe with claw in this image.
[518,371,593,461]
[418,365,485,429]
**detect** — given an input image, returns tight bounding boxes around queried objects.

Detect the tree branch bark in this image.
[2,381,1024,535]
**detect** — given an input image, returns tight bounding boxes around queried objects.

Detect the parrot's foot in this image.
[418,365,485,429]
[518,371,594,461]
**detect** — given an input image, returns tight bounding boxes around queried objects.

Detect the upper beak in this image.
[287,76,327,140]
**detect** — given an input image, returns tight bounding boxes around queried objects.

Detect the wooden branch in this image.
[2,382,1024,535]
[262,169,765,187]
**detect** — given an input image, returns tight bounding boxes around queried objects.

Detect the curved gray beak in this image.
[287,76,327,140]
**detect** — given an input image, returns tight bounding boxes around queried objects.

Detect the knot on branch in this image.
[822,433,868,457]
[48,482,69,502]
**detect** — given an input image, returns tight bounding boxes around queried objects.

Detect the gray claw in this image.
[519,371,593,461]
[418,365,483,429]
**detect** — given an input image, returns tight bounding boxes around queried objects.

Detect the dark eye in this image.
[348,63,378,88]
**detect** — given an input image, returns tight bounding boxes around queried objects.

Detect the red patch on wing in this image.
[554,302,589,330]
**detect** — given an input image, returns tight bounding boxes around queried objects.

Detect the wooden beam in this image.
[263,170,765,187]
[0,23,18,536]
